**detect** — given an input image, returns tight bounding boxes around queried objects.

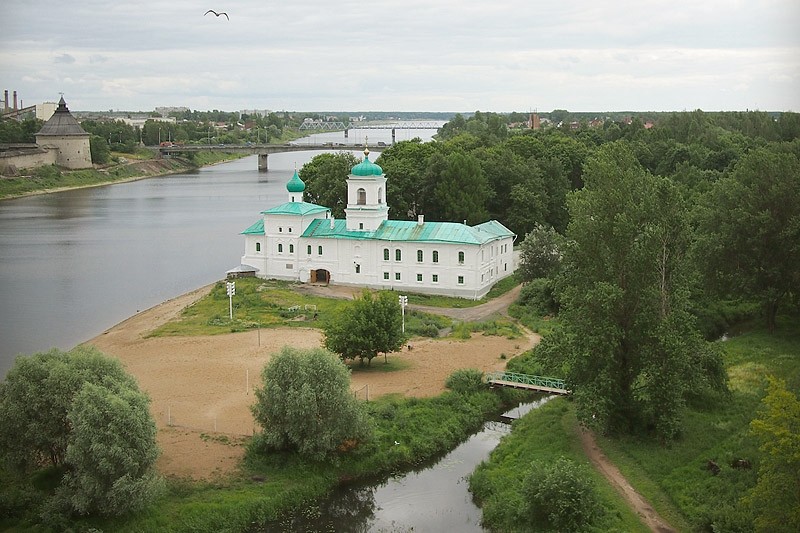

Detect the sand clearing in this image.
[87,284,538,479]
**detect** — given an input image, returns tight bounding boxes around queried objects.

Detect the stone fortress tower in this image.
[34,97,92,169]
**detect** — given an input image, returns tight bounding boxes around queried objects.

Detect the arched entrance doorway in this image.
[311,269,330,284]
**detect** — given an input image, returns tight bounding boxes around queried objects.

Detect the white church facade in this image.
[235,149,516,299]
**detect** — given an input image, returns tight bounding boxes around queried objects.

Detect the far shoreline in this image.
[0,152,247,202]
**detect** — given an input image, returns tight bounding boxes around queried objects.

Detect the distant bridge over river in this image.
[299,121,444,131]
[157,143,387,171]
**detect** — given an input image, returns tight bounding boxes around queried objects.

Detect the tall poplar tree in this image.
[539,143,725,439]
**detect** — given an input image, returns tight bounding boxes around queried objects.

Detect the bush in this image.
[518,278,559,316]
[444,368,485,394]
[523,456,603,531]
[250,347,372,460]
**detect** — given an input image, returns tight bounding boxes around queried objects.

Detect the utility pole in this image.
[226,281,236,320]
[399,295,408,333]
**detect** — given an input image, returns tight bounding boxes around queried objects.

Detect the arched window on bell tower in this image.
[357,188,366,205]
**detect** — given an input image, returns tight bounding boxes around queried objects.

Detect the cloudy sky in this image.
[2,0,798,113]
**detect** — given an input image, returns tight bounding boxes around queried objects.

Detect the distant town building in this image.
[35,102,57,121]
[240,109,272,118]
[119,116,177,128]
[155,106,190,116]
[233,149,517,299]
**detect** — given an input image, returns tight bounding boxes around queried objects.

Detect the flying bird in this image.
[204,10,229,20]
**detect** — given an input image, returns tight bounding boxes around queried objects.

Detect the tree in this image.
[376,139,437,220]
[517,224,566,283]
[89,134,111,164]
[540,143,725,439]
[697,145,800,332]
[323,290,405,366]
[58,382,161,516]
[477,145,532,227]
[523,456,602,531]
[0,347,142,470]
[299,152,359,217]
[250,347,371,460]
[0,346,161,517]
[430,150,490,225]
[746,377,800,532]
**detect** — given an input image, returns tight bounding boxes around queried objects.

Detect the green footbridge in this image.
[485,371,570,395]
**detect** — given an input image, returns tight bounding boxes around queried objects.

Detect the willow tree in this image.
[0,347,161,517]
[250,347,371,460]
[539,143,725,439]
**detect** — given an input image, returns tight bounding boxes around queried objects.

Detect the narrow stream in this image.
[261,396,553,532]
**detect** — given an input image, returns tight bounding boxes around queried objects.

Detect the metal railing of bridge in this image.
[299,121,443,131]
[485,371,569,394]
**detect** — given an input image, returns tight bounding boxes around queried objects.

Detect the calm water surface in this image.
[266,397,553,532]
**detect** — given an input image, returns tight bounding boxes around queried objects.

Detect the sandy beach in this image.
[87,284,538,479]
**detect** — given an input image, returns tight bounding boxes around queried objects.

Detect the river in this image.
[0,125,439,378]
[262,397,552,532]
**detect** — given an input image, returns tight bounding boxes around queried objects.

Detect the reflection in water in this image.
[258,397,553,532]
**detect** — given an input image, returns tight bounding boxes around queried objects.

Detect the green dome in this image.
[351,149,383,176]
[286,170,306,193]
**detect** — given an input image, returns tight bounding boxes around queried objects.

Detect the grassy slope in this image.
[0,151,244,199]
[594,316,800,531]
[471,315,800,532]
[470,398,649,532]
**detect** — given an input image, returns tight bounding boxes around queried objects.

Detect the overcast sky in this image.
[2,0,799,113]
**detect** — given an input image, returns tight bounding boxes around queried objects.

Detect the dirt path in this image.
[579,428,676,533]
[296,283,523,322]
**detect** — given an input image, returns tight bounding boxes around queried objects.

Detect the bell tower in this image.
[344,148,388,231]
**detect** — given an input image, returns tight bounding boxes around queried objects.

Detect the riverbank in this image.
[0,151,245,200]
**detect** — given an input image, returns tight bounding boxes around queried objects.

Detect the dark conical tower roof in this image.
[36,97,89,137]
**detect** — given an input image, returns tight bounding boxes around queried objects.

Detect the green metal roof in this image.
[241,219,264,235]
[302,218,514,245]
[261,202,330,216]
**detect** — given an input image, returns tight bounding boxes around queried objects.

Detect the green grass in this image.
[470,398,650,532]
[150,279,459,339]
[591,315,800,531]
[148,278,350,336]
[386,275,518,309]
[345,357,412,373]
[451,318,524,340]
[508,301,560,336]
[403,308,452,337]
[485,274,520,299]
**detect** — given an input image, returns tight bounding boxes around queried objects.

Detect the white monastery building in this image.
[235,149,516,299]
